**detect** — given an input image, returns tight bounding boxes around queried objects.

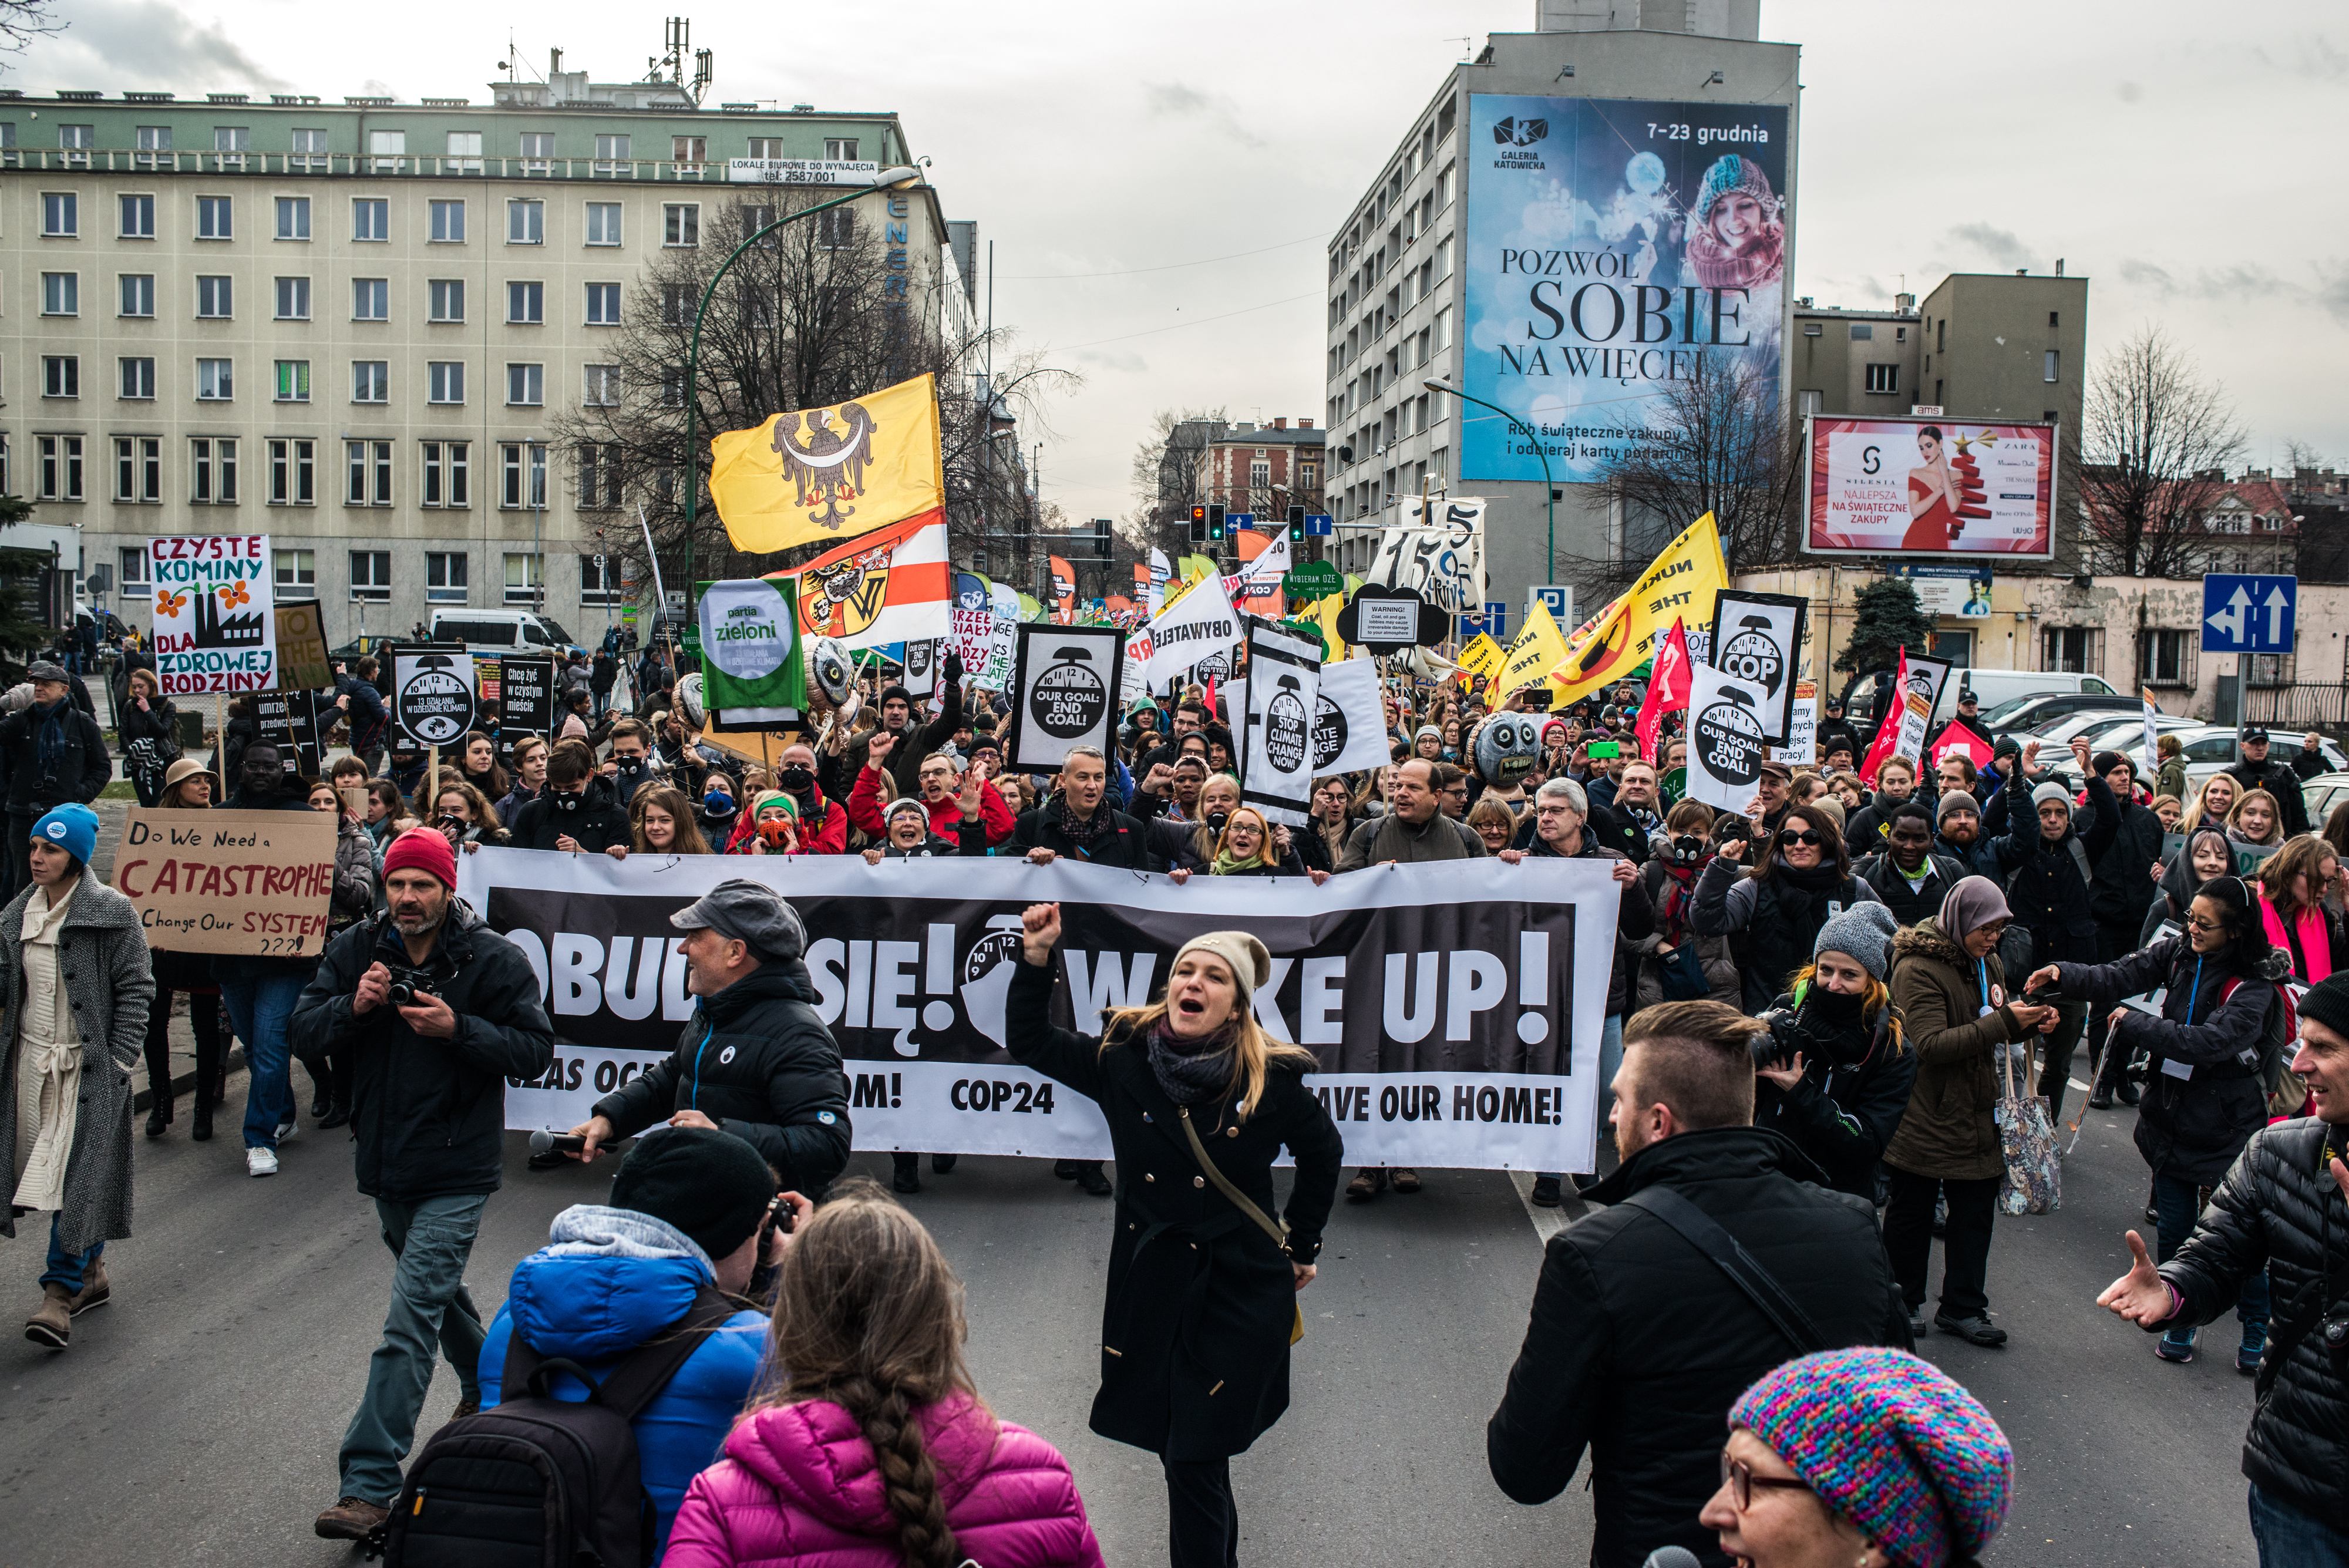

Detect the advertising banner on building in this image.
[457,852,1622,1173]
[1806,418,2056,558]
[152,534,277,695]
[1462,96,1790,484]
[1889,563,1995,618]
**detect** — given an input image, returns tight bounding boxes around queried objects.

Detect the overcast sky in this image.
[22,0,2348,519]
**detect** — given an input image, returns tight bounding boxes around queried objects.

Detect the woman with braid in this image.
[664,1177,1103,1568]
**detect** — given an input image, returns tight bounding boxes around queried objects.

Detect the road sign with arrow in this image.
[2200,573,2296,653]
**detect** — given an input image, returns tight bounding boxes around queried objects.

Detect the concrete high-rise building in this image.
[0,50,965,649]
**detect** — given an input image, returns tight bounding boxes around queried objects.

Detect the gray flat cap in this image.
[671,879,806,963]
[26,661,70,684]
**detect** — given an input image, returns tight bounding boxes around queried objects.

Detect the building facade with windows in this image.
[0,66,955,648]
[1195,418,1325,558]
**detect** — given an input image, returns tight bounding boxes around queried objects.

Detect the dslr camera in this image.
[384,966,439,1007]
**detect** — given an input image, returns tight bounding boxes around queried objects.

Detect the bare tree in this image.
[1125,408,1228,563]
[0,0,60,58]
[1574,350,1803,605]
[2071,325,2247,578]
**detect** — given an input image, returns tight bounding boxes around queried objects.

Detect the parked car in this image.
[2167,725,2348,793]
[2299,772,2349,833]
[1934,668,2119,728]
[1975,689,2141,736]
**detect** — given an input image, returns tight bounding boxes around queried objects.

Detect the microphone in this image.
[1640,1549,1703,1568]
[528,1129,587,1157]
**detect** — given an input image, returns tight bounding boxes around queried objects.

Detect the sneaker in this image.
[314,1497,392,1540]
[1391,1168,1422,1194]
[2237,1321,2267,1377]
[441,1397,481,1428]
[317,1103,352,1130]
[275,1118,299,1144]
[247,1146,280,1177]
[1933,1311,2010,1347]
[1345,1168,1387,1202]
[1529,1175,1562,1207]
[2156,1326,2197,1364]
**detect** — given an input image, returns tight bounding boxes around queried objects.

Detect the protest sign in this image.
[496,655,557,753]
[1238,620,1322,827]
[273,601,332,692]
[1859,650,1953,784]
[113,807,339,956]
[1312,657,1392,778]
[1004,623,1125,771]
[1123,572,1240,690]
[696,578,805,726]
[1771,679,1818,766]
[253,689,321,776]
[152,534,277,694]
[391,644,477,748]
[459,852,1621,1173]
[1709,591,1807,745]
[1684,662,1772,814]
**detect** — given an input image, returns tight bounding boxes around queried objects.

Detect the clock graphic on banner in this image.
[1693,684,1766,791]
[1031,646,1108,739]
[399,653,475,745]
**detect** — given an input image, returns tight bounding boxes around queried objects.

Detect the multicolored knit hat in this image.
[1729,1348,2013,1568]
[1692,153,1778,223]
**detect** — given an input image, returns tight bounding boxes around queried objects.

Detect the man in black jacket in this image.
[1813,695,1862,771]
[2084,749,2168,1106]
[1010,746,1190,873]
[874,650,964,800]
[2228,726,2313,837]
[294,827,554,1541]
[1489,1000,1908,1568]
[510,739,630,853]
[571,879,851,1196]
[1855,801,1968,926]
[0,661,111,897]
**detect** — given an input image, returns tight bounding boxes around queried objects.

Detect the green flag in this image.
[696,578,805,722]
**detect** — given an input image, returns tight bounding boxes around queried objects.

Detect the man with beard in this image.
[1933,788,1999,878]
[0,660,110,897]
[850,738,1014,849]
[871,650,964,800]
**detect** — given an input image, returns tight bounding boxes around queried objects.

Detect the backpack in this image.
[2217,974,2304,1120]
[382,1288,736,1568]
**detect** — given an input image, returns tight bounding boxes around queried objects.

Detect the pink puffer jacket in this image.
[663,1393,1104,1568]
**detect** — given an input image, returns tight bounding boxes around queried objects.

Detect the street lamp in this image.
[1423,378,1554,577]
[677,164,925,600]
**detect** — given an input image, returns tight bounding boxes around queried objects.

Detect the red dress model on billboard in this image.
[1902,425,1989,550]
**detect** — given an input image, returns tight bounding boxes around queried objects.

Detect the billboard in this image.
[1806,417,2057,558]
[1462,95,1791,484]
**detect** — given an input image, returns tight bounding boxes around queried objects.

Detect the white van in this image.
[1930,669,2118,729]
[429,609,578,657]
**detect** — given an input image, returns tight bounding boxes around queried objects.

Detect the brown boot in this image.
[24,1284,72,1349]
[68,1259,110,1317]
[314,1497,392,1540]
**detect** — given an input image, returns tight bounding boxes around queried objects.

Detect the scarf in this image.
[2263,896,2334,985]
[31,698,69,777]
[1146,1019,1238,1106]
[1059,796,1106,854]
[1211,850,1268,877]
[1657,862,1700,945]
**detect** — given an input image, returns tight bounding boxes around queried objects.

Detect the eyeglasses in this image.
[1719,1451,1813,1513]
[1778,829,1826,847]
[2186,914,2225,933]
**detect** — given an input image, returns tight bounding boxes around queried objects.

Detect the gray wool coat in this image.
[0,876,155,1254]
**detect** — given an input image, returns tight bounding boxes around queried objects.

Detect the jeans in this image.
[220,971,308,1150]
[1163,1456,1239,1568]
[339,1192,490,1506]
[1551,1012,1626,1181]
[1882,1167,1998,1317]
[2251,1482,2349,1568]
[2155,1171,2270,1331]
[41,1214,102,1293]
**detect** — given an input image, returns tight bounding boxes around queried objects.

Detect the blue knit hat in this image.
[1731,1348,2013,1568]
[32,803,97,866]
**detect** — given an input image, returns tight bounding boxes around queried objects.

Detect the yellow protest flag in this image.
[1311,594,1352,664]
[1495,604,1571,697]
[709,372,944,554]
[1455,633,1503,682]
[1546,512,1728,705]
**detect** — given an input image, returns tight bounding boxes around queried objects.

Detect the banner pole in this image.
[214,692,226,794]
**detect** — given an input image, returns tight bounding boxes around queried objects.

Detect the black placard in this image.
[390,642,478,749]
[1004,621,1125,772]
[253,689,322,777]
[494,654,556,758]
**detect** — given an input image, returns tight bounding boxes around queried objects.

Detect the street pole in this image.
[1424,378,1553,578]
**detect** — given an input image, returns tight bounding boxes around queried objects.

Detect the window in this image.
[506,281,543,324]
[1850,322,1874,341]
[346,442,393,506]
[2139,628,2192,685]
[134,125,171,169]
[275,196,309,240]
[114,437,161,502]
[275,275,310,319]
[738,203,776,244]
[213,125,247,167]
[661,283,690,325]
[816,207,854,248]
[506,363,544,406]
[506,198,543,244]
[368,129,405,171]
[41,272,76,315]
[189,438,238,504]
[119,356,156,399]
[350,550,391,598]
[445,130,482,173]
[353,198,388,241]
[120,547,149,591]
[661,370,685,408]
[747,137,784,159]
[1301,462,1317,487]
[119,193,154,238]
[267,439,315,505]
[196,358,233,399]
[672,134,706,168]
[585,203,622,245]
[42,191,76,236]
[197,195,232,239]
[426,551,468,603]
[594,133,632,172]
[58,124,91,167]
[1250,460,1270,489]
[519,132,553,173]
[500,443,547,509]
[663,203,699,247]
[275,547,315,588]
[36,435,83,500]
[274,359,310,402]
[2045,349,2060,383]
[196,275,232,318]
[1865,363,1899,394]
[428,361,465,404]
[578,443,623,509]
[352,360,388,402]
[428,279,465,322]
[42,356,78,398]
[2042,626,2102,675]
[429,199,465,243]
[580,553,623,604]
[824,137,859,161]
[290,127,327,171]
[583,365,621,405]
[504,551,545,604]
[585,282,621,324]
[421,441,470,509]
[119,274,154,317]
[353,278,388,320]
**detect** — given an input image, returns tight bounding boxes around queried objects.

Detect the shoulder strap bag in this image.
[1177,1107,1305,1345]
[1617,1185,1827,1355]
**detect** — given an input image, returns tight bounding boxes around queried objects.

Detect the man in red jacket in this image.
[847,739,1015,846]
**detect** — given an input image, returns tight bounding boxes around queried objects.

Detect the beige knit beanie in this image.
[1172,930,1274,1005]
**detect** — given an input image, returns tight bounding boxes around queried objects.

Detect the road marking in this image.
[1509,1169,1573,1243]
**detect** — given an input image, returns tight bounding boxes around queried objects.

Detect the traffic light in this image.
[1189,504,1207,542]
[1207,503,1226,542]
[1287,505,1305,543]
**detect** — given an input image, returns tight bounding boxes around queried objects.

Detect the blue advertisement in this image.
[1461,95,1791,484]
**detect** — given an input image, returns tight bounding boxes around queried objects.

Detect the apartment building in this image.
[0,60,960,648]
[1196,417,1325,559]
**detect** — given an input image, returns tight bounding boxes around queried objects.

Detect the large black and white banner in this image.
[1004,623,1125,772]
[457,851,1618,1173]
[1684,662,1772,815]
[1709,591,1807,745]
[1238,621,1321,827]
[1311,657,1391,778]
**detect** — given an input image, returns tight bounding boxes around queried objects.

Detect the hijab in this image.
[1939,875,2012,941]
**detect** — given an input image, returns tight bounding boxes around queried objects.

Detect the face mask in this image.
[779,764,814,792]
[554,791,582,813]
[1668,834,1705,864]
[1205,809,1230,833]
[617,755,644,775]
[705,791,735,815]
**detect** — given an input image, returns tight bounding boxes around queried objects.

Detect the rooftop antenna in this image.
[1448,36,1474,60]
[649,17,715,102]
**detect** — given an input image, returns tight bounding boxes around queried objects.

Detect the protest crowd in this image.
[15,595,2349,1568]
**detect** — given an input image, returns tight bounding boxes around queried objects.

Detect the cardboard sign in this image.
[1237,620,1322,828]
[252,690,322,777]
[391,643,477,748]
[1684,663,1771,814]
[112,807,339,956]
[1709,591,1808,745]
[273,601,332,692]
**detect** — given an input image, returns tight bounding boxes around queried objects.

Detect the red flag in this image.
[1635,618,1693,763]
[1858,647,1911,784]
[1929,720,1994,773]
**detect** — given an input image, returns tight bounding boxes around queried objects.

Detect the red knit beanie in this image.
[383,827,458,889]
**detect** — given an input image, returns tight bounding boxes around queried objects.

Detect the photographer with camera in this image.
[1752,904,1916,1201]
[0,661,111,899]
[294,827,555,1542]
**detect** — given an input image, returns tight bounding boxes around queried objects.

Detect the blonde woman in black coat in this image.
[1009,904,1343,1568]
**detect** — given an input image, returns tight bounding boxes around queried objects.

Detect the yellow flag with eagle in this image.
[709,372,944,554]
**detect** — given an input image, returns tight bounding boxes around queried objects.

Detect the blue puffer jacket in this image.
[480,1206,769,1562]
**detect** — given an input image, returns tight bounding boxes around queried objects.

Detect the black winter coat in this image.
[1991,769,2119,968]
[592,960,852,1196]
[2227,756,2312,836]
[1752,988,1917,1199]
[117,694,180,804]
[1690,856,1879,1014]
[1488,1128,1910,1568]
[1854,849,1968,928]
[1007,957,1343,1463]
[1529,830,1654,1016]
[2162,1117,2349,1532]
[510,773,631,853]
[1843,783,1930,860]
[1008,798,1158,870]
[2054,934,2287,1185]
[0,699,110,815]
[2089,796,2168,930]
[289,901,554,1203]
